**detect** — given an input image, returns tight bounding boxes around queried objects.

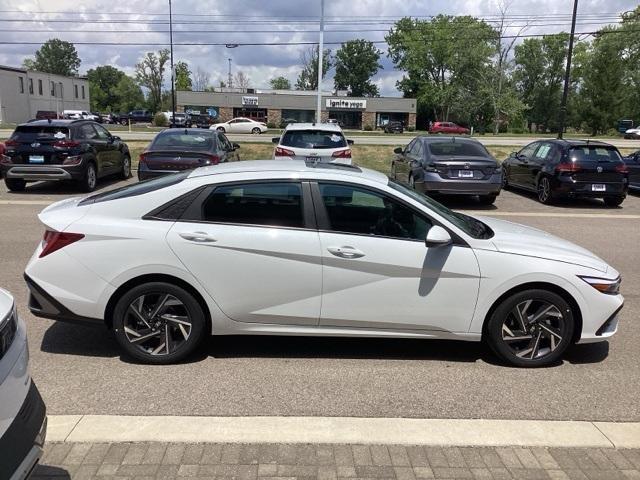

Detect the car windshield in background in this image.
[429,142,489,157]
[11,126,70,142]
[151,132,216,150]
[281,130,347,149]
[388,180,493,239]
[569,146,622,163]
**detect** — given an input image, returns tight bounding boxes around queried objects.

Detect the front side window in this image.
[93,124,111,140]
[77,124,98,140]
[518,142,539,158]
[201,182,304,228]
[319,183,431,241]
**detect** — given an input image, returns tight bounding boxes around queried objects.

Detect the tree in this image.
[112,76,145,113]
[192,67,210,91]
[234,71,250,89]
[269,76,291,90]
[174,61,192,91]
[87,66,125,111]
[23,39,81,76]
[295,45,332,90]
[134,49,170,112]
[334,40,382,97]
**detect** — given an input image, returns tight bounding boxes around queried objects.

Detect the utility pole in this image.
[169,0,176,125]
[316,0,325,123]
[558,0,578,139]
[228,58,233,88]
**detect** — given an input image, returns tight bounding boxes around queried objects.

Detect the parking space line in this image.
[461,211,640,219]
[44,415,640,448]
[0,200,55,205]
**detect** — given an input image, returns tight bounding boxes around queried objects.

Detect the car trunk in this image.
[566,147,626,184]
[6,126,72,165]
[431,156,497,180]
[141,150,218,171]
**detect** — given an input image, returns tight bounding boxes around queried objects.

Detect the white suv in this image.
[0,288,46,479]
[272,123,354,164]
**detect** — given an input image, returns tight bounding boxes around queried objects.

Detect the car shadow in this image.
[40,322,120,358]
[432,195,498,211]
[502,187,624,209]
[32,465,71,479]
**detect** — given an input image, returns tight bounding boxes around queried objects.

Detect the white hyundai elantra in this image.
[24,161,623,366]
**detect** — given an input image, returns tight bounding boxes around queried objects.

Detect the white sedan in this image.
[25,161,623,366]
[624,128,640,139]
[209,117,267,134]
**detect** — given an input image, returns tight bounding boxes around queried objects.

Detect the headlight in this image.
[579,276,621,295]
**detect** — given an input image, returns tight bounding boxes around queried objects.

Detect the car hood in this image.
[476,216,609,273]
[0,288,14,322]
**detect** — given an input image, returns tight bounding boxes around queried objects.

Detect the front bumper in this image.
[417,172,502,196]
[2,164,85,182]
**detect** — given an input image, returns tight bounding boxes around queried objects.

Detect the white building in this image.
[0,65,90,124]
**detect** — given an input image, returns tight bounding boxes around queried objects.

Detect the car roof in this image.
[417,135,478,144]
[19,119,83,127]
[548,139,616,148]
[188,159,387,184]
[284,122,343,132]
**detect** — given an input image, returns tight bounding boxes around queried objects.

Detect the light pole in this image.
[316,0,325,123]
[558,0,578,139]
[169,0,176,125]
[228,58,233,88]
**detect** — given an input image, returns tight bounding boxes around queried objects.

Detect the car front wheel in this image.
[112,282,206,364]
[5,178,26,192]
[486,289,574,367]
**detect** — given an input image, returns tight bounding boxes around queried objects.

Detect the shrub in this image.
[407,126,415,132]
[153,112,167,127]
[363,124,374,131]
[266,122,277,129]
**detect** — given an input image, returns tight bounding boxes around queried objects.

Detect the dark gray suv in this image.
[391,136,502,204]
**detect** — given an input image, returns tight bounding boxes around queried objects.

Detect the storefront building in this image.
[178,89,416,130]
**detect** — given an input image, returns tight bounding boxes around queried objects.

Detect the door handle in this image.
[327,246,365,259]
[179,231,217,243]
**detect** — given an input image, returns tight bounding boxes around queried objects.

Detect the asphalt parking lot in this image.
[1,178,639,422]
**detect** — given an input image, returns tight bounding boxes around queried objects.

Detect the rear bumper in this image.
[2,164,84,182]
[417,173,502,196]
[553,178,627,197]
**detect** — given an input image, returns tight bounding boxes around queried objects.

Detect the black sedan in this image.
[138,129,240,181]
[622,150,640,190]
[384,121,404,134]
[502,139,629,206]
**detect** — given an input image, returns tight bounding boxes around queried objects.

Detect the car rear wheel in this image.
[251,127,261,134]
[112,282,206,364]
[120,119,128,126]
[603,196,625,207]
[80,162,97,192]
[4,178,26,192]
[537,176,555,204]
[486,289,574,367]
[120,155,131,179]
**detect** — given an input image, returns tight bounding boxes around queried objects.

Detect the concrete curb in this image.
[46,416,640,448]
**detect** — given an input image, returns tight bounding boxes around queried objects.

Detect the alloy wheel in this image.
[122,156,131,178]
[123,293,193,356]
[86,165,97,190]
[538,177,551,203]
[501,299,565,360]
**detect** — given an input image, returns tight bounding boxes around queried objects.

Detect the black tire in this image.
[501,167,510,189]
[5,178,26,192]
[478,194,497,205]
[537,176,555,204]
[390,162,397,180]
[217,127,225,133]
[120,119,128,126]
[120,154,131,180]
[251,127,261,134]
[603,196,625,207]
[80,162,97,192]
[112,282,207,364]
[409,174,415,189]
[486,289,574,367]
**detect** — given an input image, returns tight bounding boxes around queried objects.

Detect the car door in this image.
[93,123,120,172]
[77,123,109,175]
[217,132,239,162]
[314,182,480,333]
[166,181,323,326]
[626,151,640,188]
[510,142,540,188]
[526,142,554,189]
[393,139,414,182]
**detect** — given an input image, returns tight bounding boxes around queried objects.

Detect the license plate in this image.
[306,156,320,162]
[592,184,606,192]
[29,155,44,164]
[458,170,474,178]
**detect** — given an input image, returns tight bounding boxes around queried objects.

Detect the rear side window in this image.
[151,132,216,150]
[281,130,347,149]
[429,142,489,157]
[11,126,70,142]
[201,182,304,228]
[569,146,622,162]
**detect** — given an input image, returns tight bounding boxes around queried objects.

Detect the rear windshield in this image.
[11,125,70,142]
[78,171,191,205]
[428,142,489,157]
[151,131,216,150]
[569,146,622,162]
[281,130,347,149]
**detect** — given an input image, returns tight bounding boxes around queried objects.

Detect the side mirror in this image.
[232,142,240,150]
[347,139,354,145]
[425,225,452,248]
[271,137,280,144]
[510,151,518,158]
[393,147,403,154]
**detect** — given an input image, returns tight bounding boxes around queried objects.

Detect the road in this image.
[1,128,639,148]
[1,179,639,421]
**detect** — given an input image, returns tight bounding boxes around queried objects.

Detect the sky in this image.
[0,0,636,97]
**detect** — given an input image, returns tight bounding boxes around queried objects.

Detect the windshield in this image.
[11,125,70,142]
[281,130,347,149]
[151,131,216,150]
[429,142,490,157]
[569,146,622,163]
[388,180,493,239]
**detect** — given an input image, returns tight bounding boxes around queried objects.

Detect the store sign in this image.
[242,96,259,106]
[326,98,367,109]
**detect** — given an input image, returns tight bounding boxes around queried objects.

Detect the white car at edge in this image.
[209,117,267,134]
[24,161,623,367]
[272,122,354,164]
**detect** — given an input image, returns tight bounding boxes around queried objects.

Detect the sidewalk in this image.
[35,442,640,479]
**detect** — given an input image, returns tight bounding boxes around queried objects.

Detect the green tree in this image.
[87,66,125,111]
[334,40,382,97]
[135,49,170,113]
[174,61,192,91]
[269,76,291,90]
[295,45,332,90]
[23,39,81,76]
[112,75,145,113]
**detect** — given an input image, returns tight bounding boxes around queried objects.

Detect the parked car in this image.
[25,160,623,367]
[272,123,354,164]
[63,110,98,121]
[622,150,640,190]
[138,128,240,181]
[210,117,267,134]
[392,136,502,204]
[187,113,215,129]
[624,128,640,139]
[121,110,154,125]
[35,110,60,121]
[279,117,298,128]
[1,120,131,192]
[166,112,189,128]
[502,139,629,206]
[384,121,404,134]
[0,288,47,479]
[429,122,470,135]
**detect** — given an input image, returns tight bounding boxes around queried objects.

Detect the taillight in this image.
[275,146,295,157]
[615,163,629,174]
[40,230,84,258]
[0,155,11,165]
[4,139,19,147]
[62,155,83,165]
[139,152,147,164]
[555,162,581,173]
[332,149,352,158]
[203,154,220,165]
[53,140,81,148]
